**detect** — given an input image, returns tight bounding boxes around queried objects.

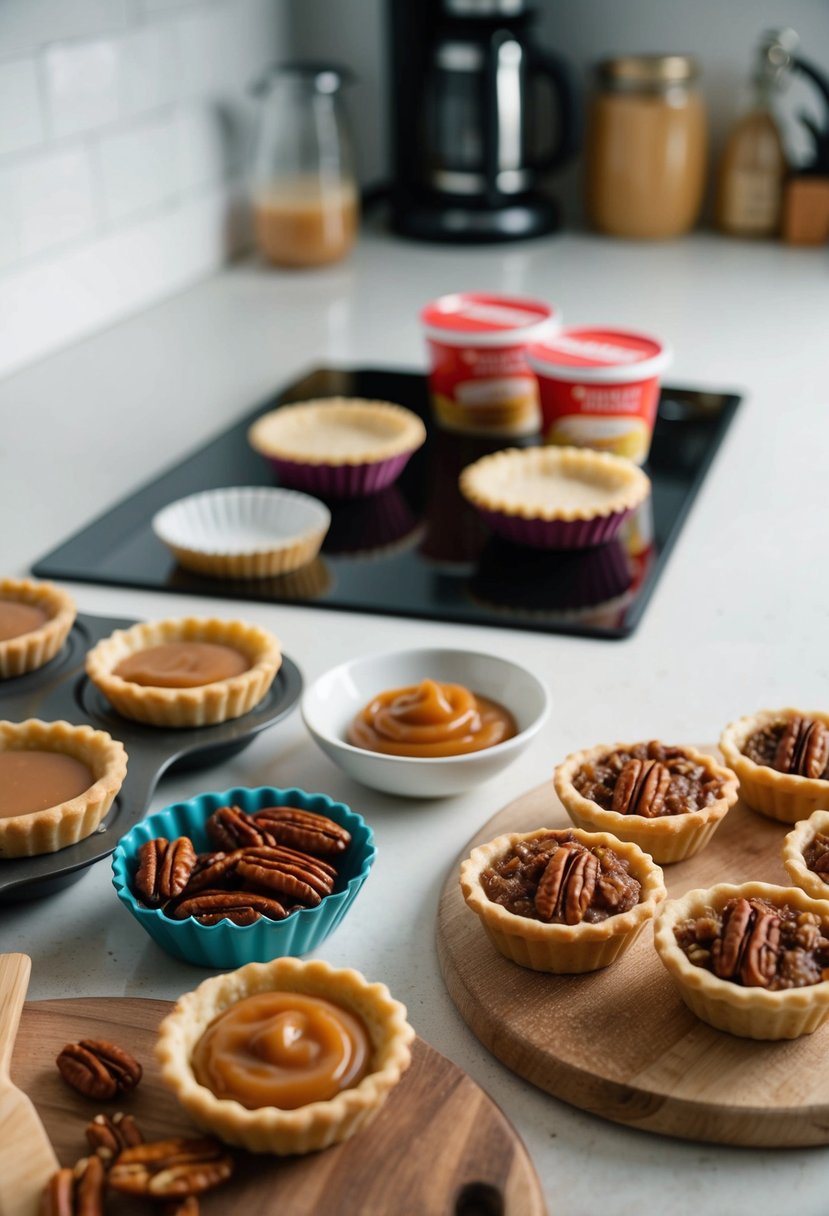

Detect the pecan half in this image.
[206,805,270,850]
[534,844,599,925]
[108,1137,234,1199]
[254,806,351,855]
[612,758,672,817]
[711,898,781,988]
[169,889,287,925]
[236,844,336,906]
[135,837,197,905]
[41,1156,106,1216]
[40,1168,75,1216]
[774,718,829,779]
[180,850,243,895]
[56,1040,142,1101]
[85,1111,144,1164]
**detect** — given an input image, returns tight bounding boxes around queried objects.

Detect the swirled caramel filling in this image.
[0,751,93,818]
[113,642,250,689]
[347,679,516,758]
[0,600,49,642]
[191,992,371,1110]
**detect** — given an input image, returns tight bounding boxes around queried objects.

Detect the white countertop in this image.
[2,226,828,1216]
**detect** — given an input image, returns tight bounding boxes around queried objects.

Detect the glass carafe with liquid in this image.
[251,64,359,268]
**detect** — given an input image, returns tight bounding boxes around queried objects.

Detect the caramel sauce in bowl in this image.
[302,648,550,797]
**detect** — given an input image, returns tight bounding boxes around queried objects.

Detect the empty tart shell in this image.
[553,742,739,865]
[782,810,829,901]
[85,617,282,728]
[155,957,415,1154]
[248,398,427,498]
[654,882,829,1040]
[458,445,651,549]
[720,708,829,824]
[0,578,76,678]
[460,826,666,973]
[0,718,127,858]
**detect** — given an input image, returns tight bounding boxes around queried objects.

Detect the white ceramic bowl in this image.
[152,486,331,579]
[301,648,550,797]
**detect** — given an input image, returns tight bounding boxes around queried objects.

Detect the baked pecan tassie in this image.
[554,741,738,864]
[654,882,829,1039]
[721,709,829,823]
[131,805,350,927]
[783,810,829,901]
[460,827,666,973]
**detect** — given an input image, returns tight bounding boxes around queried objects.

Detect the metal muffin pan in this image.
[0,611,302,901]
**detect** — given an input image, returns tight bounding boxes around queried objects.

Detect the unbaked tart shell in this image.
[84,617,282,728]
[720,708,829,824]
[0,718,128,858]
[0,578,76,679]
[155,957,415,1155]
[554,742,739,864]
[653,881,829,1040]
[782,810,829,901]
[458,445,651,549]
[459,826,667,973]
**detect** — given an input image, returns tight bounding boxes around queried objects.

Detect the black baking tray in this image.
[0,612,302,901]
[32,367,742,639]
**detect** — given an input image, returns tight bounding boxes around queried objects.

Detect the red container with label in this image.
[420,292,559,437]
[526,327,672,464]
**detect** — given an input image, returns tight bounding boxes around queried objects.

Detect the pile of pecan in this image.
[132,804,352,926]
[46,1041,234,1214]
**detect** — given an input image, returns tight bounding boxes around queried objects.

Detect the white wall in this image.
[0,0,287,379]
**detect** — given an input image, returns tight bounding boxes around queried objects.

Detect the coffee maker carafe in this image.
[388,0,579,242]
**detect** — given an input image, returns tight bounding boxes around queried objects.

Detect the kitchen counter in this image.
[2,226,827,1216]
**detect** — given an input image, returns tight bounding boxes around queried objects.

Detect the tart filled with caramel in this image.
[654,882,829,1039]
[85,617,281,728]
[460,826,666,972]
[554,740,739,864]
[0,578,75,678]
[720,709,829,823]
[0,719,127,857]
[155,958,414,1155]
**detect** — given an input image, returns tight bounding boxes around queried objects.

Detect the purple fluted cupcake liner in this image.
[266,451,415,499]
[475,505,635,550]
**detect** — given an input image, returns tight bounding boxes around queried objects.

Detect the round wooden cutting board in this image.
[14,997,546,1216]
[437,766,829,1148]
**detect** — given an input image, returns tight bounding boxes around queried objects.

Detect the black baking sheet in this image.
[32,366,741,639]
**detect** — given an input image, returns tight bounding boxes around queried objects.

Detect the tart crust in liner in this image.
[0,578,76,679]
[0,718,127,858]
[459,827,666,973]
[782,810,829,901]
[458,445,651,523]
[248,398,427,467]
[720,708,829,824]
[554,742,739,865]
[84,617,282,728]
[155,958,415,1155]
[653,882,829,1040]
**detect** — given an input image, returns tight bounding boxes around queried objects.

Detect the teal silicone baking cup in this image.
[112,785,375,968]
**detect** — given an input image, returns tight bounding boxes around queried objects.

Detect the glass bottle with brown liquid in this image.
[250,64,359,268]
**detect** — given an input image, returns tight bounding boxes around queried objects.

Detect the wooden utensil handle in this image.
[0,954,31,1078]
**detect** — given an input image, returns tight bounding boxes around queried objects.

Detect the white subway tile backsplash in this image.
[2,146,96,261]
[120,22,180,118]
[175,4,235,99]
[98,116,179,224]
[43,39,121,138]
[175,103,228,193]
[0,59,45,156]
[0,0,130,59]
[0,190,20,271]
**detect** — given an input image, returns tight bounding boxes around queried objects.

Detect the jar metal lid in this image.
[596,54,699,92]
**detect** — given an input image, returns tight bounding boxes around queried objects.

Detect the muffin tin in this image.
[0,612,302,901]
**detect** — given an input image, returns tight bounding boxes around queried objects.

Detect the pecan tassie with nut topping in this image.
[56,1039,142,1100]
[554,741,739,864]
[460,827,666,973]
[654,882,829,1039]
[782,810,829,901]
[721,709,829,824]
[131,804,350,927]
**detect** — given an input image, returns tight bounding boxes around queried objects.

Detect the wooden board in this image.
[13,998,546,1216]
[437,767,829,1148]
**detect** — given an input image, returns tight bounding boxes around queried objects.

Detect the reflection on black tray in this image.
[0,613,302,902]
[32,368,742,640]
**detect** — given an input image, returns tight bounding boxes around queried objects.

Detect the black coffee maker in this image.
[387,0,579,242]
